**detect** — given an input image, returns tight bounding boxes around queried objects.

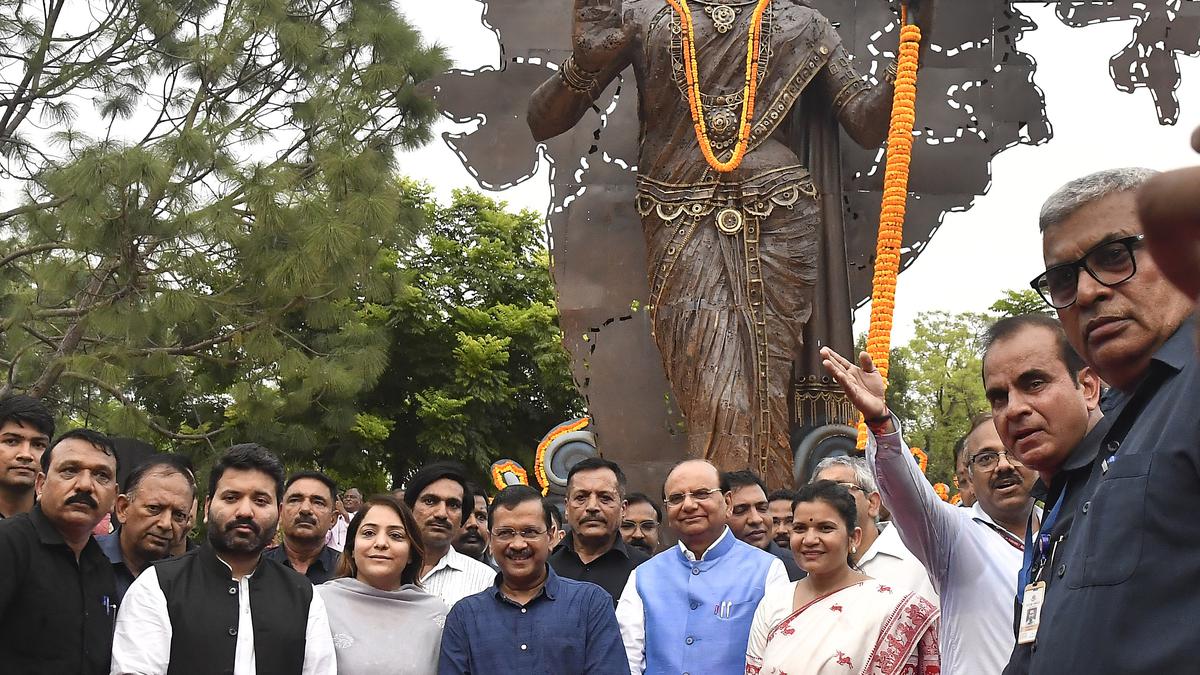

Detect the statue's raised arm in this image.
[527,0,637,142]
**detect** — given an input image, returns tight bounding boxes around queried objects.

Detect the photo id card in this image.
[1017,581,1046,645]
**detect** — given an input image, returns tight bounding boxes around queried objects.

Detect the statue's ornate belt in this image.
[635,165,817,235]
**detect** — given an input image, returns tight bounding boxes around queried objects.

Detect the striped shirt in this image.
[421,547,495,610]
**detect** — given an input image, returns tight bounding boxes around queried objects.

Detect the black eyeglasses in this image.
[1029,234,1145,309]
[969,450,1024,473]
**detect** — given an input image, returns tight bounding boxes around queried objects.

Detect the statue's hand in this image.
[573,0,635,73]
[820,347,889,421]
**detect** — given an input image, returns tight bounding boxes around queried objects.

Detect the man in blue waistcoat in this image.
[616,459,790,674]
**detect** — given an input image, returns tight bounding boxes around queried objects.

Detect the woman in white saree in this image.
[745,480,940,675]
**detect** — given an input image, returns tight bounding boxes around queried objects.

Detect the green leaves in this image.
[0,0,455,488]
[357,189,584,482]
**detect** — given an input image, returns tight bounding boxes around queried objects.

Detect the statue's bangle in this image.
[560,55,600,96]
[882,60,900,85]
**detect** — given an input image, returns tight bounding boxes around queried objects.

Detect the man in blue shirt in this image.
[97,454,196,601]
[1022,167,1199,673]
[439,484,629,675]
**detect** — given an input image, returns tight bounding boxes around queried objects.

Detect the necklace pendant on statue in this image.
[705,4,738,33]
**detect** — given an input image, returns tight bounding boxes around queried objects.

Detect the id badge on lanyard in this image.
[1017,581,1045,644]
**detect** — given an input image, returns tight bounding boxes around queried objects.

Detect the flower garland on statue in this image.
[910,446,929,474]
[858,7,922,448]
[490,460,529,493]
[533,418,592,496]
[664,0,771,173]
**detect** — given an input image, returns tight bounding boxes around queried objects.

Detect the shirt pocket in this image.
[539,635,587,675]
[1068,452,1154,588]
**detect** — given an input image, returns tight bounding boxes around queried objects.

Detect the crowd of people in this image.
[0,163,1198,674]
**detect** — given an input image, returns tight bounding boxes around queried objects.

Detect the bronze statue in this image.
[528,0,936,487]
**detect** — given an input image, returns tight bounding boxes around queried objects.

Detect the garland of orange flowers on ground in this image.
[859,8,922,448]
[533,418,591,496]
[664,0,771,173]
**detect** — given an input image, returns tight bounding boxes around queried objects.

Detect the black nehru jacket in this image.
[0,504,117,674]
[549,531,649,605]
[155,544,314,675]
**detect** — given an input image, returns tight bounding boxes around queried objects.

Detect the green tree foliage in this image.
[359,188,585,485]
[990,288,1053,319]
[0,0,448,476]
[898,311,991,485]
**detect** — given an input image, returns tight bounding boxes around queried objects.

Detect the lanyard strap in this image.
[1017,487,1067,592]
[974,518,1025,552]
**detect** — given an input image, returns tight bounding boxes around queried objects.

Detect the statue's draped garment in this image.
[628,0,863,486]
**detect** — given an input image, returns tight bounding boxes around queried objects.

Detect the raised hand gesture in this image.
[820,347,889,421]
[573,0,635,73]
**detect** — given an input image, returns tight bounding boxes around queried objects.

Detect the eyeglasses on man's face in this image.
[664,488,723,507]
[835,482,866,495]
[491,527,548,542]
[1030,234,1145,309]
[969,450,1024,473]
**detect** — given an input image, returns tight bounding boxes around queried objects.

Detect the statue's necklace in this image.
[689,0,763,34]
[664,0,771,173]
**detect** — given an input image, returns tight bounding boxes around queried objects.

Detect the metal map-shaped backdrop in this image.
[431,0,1199,490]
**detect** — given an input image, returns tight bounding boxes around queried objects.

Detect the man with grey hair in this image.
[1019,166,1199,673]
[812,456,935,602]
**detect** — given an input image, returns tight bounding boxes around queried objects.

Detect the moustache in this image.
[65,492,99,509]
[459,531,485,543]
[426,517,452,530]
[991,470,1023,490]
[294,514,317,526]
[225,518,261,535]
[580,515,607,525]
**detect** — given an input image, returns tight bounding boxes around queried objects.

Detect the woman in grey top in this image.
[318,494,448,674]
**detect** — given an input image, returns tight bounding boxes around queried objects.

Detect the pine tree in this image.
[0,0,448,472]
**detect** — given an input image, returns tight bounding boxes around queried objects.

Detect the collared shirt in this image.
[0,504,117,675]
[765,540,806,581]
[326,514,349,552]
[868,423,1029,675]
[97,529,139,602]
[858,521,939,603]
[1003,415,1110,675]
[1028,318,1200,674]
[420,546,496,610]
[615,526,790,674]
[110,554,336,675]
[438,566,630,675]
[263,543,341,585]
[549,531,649,604]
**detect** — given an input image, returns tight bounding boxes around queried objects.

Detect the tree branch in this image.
[0,242,61,268]
[58,371,224,441]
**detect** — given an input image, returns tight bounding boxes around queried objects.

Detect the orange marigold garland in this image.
[490,460,530,492]
[859,8,922,449]
[664,0,771,173]
[910,446,929,474]
[533,417,592,496]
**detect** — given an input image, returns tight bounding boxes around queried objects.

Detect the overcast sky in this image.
[394,1,1200,343]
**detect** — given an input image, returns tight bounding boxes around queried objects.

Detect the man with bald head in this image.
[615,459,788,674]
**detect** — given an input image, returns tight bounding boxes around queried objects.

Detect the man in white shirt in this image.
[812,456,937,603]
[403,462,494,609]
[110,443,335,675]
[325,486,359,552]
[615,459,790,674]
[822,343,1078,675]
